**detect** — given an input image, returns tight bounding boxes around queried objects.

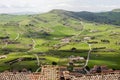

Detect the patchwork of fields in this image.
[0,11,120,72]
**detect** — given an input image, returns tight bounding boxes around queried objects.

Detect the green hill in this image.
[48,9,120,26]
[0,9,120,72]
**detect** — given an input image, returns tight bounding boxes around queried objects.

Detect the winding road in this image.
[34,54,40,66]
[79,21,92,74]
[31,38,36,50]
[83,43,92,74]
[15,33,20,41]
[27,38,36,52]
[83,43,92,68]
[27,37,41,72]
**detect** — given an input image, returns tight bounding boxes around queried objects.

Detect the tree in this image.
[85,66,90,71]
[52,61,57,65]
[96,66,101,73]
[67,65,73,72]
[71,47,76,51]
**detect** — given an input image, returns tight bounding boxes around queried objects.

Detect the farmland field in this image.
[0,10,120,72]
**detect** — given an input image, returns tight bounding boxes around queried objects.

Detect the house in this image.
[61,38,71,43]
[0,55,7,59]
[41,65,60,80]
[83,37,91,41]
[69,56,85,62]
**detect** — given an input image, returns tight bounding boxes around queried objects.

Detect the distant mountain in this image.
[0,9,120,25]
[112,9,120,12]
[49,9,120,26]
[0,12,40,15]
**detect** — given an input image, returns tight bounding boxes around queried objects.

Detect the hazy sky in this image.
[0,0,120,13]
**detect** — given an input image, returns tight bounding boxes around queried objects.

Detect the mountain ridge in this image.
[0,9,120,26]
[112,8,120,12]
[48,9,120,25]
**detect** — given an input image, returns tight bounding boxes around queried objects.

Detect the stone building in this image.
[40,65,60,80]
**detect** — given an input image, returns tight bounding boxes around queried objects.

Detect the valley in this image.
[0,10,120,72]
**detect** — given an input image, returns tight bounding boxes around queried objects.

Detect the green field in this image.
[0,10,120,72]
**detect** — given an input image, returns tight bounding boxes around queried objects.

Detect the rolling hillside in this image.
[0,9,120,72]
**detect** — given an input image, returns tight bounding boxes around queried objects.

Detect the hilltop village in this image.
[0,65,120,80]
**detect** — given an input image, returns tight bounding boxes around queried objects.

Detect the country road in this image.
[31,38,36,50]
[27,38,36,52]
[15,33,20,41]
[80,21,92,73]
[83,43,92,68]
[34,54,40,66]
[83,43,92,74]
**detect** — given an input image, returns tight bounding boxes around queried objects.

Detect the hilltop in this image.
[0,9,120,25]
[49,9,120,26]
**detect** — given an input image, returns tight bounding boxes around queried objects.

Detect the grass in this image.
[0,12,120,72]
